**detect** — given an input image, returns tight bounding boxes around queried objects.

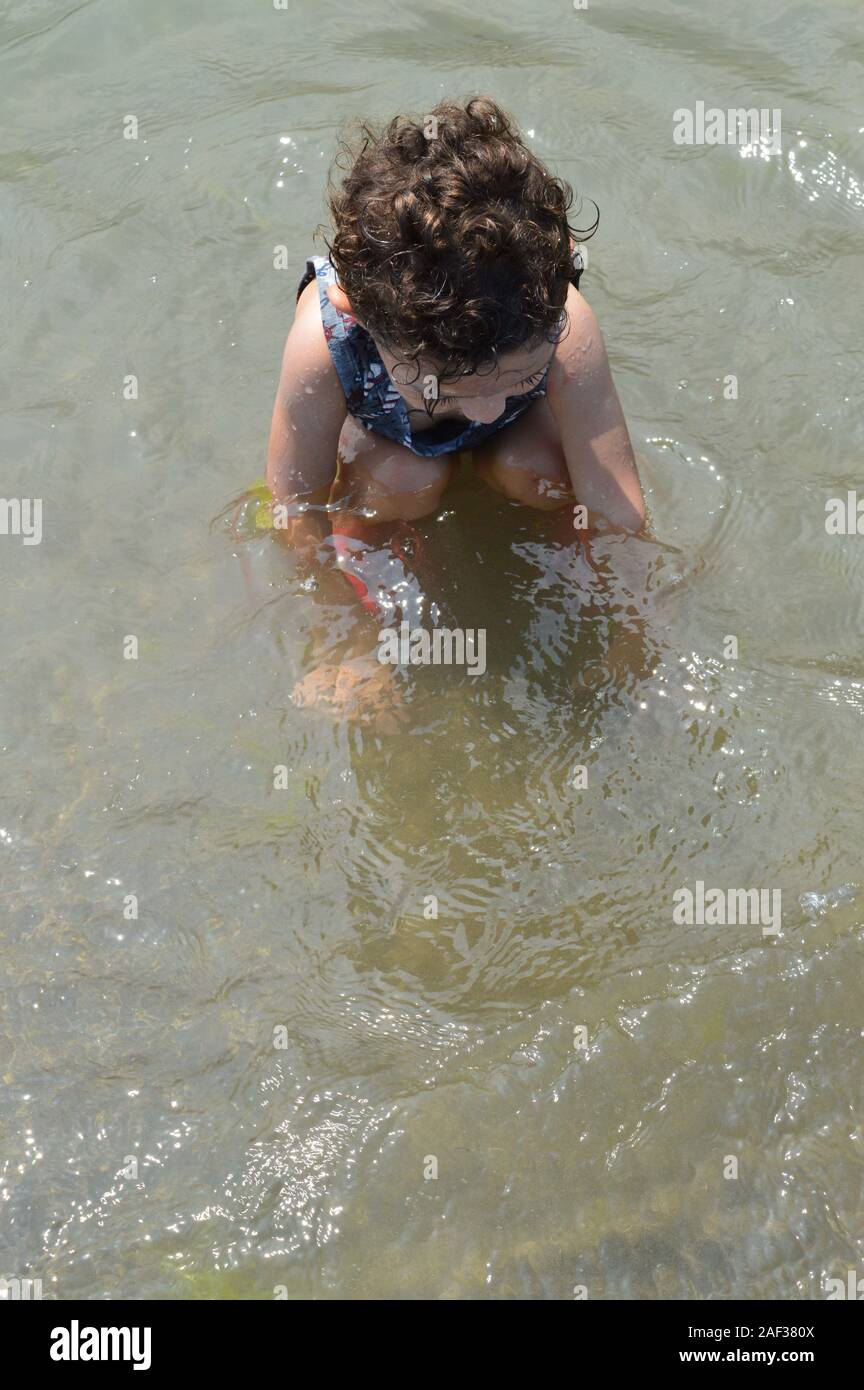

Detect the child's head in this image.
[326,97,593,413]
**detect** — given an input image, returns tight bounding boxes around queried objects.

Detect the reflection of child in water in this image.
[266,97,645,723]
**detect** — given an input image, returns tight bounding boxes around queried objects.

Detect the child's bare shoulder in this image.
[282,279,335,381]
[551,286,612,385]
[272,279,345,424]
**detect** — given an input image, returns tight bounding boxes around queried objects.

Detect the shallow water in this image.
[2,0,863,1300]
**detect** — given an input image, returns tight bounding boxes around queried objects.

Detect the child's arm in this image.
[266,281,347,558]
[265,288,415,728]
[546,288,645,534]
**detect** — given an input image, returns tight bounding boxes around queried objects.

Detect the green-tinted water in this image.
[2,0,863,1299]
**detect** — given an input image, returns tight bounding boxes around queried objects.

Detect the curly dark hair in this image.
[324,96,597,382]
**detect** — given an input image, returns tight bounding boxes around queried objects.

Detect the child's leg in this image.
[291,418,455,727]
[332,416,455,525]
[474,403,654,691]
[328,416,455,620]
[472,397,574,514]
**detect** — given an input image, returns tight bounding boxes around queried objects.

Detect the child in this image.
[267,97,645,721]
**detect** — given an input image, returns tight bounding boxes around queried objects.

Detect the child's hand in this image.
[291,658,407,733]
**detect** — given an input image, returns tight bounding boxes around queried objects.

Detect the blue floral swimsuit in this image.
[296,252,585,459]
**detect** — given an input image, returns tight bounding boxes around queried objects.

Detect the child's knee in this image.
[365,456,453,521]
[337,423,454,521]
[475,450,572,510]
